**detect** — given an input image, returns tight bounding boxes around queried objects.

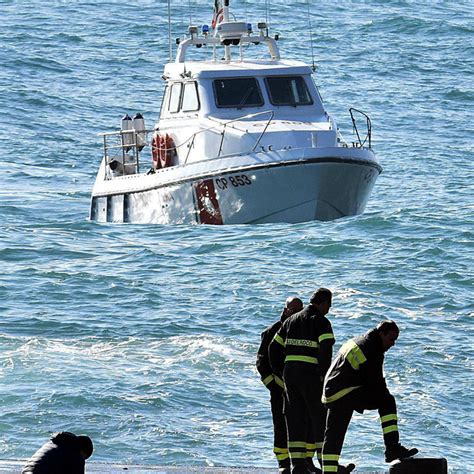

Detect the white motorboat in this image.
[89,1,382,225]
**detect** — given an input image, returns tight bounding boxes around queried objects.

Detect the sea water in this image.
[0,0,472,472]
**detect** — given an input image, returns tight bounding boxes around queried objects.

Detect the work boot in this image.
[291,462,311,474]
[385,443,419,463]
[338,463,355,473]
[305,458,321,473]
[278,459,291,474]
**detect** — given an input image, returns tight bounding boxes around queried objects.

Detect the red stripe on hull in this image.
[194,179,223,225]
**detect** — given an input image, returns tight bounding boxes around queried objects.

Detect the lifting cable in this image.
[306,0,316,72]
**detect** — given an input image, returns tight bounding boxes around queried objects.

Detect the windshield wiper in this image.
[237,87,255,109]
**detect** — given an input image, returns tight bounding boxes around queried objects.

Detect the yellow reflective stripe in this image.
[274,375,284,388]
[322,385,361,403]
[340,340,355,357]
[340,340,367,370]
[322,454,340,461]
[323,467,338,473]
[383,425,399,434]
[352,345,367,365]
[285,355,318,364]
[274,333,286,347]
[273,447,288,454]
[286,338,318,348]
[346,351,359,370]
[306,443,317,450]
[276,452,289,461]
[262,375,273,386]
[319,332,335,343]
[288,441,307,448]
[315,442,323,449]
[380,414,398,423]
[289,452,307,459]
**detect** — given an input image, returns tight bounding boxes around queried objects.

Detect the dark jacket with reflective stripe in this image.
[268,305,335,380]
[256,313,285,390]
[323,328,389,404]
[22,432,85,474]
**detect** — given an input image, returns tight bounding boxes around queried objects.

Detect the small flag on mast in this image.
[211,0,224,29]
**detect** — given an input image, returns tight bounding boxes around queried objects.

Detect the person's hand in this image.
[267,375,284,392]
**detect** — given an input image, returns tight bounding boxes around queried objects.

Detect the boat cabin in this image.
[156,59,335,167]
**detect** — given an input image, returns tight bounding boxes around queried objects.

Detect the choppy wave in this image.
[1,0,473,472]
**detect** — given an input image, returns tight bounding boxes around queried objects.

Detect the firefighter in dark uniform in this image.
[321,320,418,473]
[257,296,304,473]
[269,288,342,474]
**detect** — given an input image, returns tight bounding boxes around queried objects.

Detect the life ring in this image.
[159,133,176,169]
[151,134,161,170]
[151,134,176,169]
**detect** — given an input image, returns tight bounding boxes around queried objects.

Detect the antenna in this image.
[223,0,230,61]
[168,0,172,62]
[223,0,229,21]
[306,0,316,72]
[265,0,268,25]
[188,0,193,27]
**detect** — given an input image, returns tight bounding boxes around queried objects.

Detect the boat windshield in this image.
[213,78,264,108]
[265,76,313,106]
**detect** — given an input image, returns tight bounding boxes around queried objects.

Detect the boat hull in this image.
[90,148,381,225]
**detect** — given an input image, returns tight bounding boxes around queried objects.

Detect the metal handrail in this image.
[183,109,275,163]
[207,109,274,129]
[211,110,274,157]
[101,110,276,177]
[349,108,372,149]
[101,129,148,179]
[252,111,274,151]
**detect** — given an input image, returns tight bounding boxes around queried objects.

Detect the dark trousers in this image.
[270,388,289,466]
[285,375,326,468]
[322,388,399,472]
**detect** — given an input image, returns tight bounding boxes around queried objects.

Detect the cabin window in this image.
[265,76,313,106]
[181,82,200,112]
[213,78,264,108]
[169,83,182,113]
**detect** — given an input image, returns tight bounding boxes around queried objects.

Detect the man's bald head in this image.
[285,296,303,313]
[282,296,303,321]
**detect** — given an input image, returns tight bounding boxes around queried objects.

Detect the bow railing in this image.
[349,108,372,149]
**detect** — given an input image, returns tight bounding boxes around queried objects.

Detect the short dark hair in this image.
[310,288,332,305]
[77,435,94,459]
[285,296,303,312]
[376,320,399,335]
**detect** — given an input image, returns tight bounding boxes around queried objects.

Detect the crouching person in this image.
[321,321,418,473]
[22,431,93,473]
